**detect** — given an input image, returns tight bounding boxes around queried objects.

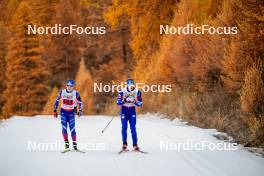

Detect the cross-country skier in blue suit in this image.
[54,79,83,151]
[117,79,143,151]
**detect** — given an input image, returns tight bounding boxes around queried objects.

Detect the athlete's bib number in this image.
[63,99,74,105]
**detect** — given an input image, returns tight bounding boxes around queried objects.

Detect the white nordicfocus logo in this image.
[27,24,106,35]
[93,82,172,93]
[27,140,106,151]
[159,140,238,151]
[160,24,238,35]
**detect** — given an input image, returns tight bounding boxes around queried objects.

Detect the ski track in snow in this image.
[0,114,263,176]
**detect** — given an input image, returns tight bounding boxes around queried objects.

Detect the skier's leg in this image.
[68,112,77,149]
[61,111,69,149]
[61,112,68,140]
[128,112,138,146]
[121,113,128,145]
[69,112,76,141]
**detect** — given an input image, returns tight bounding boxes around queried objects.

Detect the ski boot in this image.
[65,139,70,149]
[118,142,128,154]
[133,144,140,151]
[72,141,85,153]
[61,139,70,153]
[122,142,128,151]
[73,141,78,150]
[133,144,147,154]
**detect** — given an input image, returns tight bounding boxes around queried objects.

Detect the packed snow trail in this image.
[0,114,263,176]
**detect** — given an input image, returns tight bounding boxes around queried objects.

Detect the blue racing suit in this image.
[54,89,83,141]
[117,87,142,145]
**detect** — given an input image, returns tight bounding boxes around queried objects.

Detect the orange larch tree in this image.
[3,1,50,117]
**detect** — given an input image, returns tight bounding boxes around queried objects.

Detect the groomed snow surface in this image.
[0,114,263,176]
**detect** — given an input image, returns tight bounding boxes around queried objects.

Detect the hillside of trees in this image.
[0,0,263,147]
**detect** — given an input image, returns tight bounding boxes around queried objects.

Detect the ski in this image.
[72,149,85,153]
[118,149,148,154]
[133,150,148,154]
[118,149,129,154]
[61,149,85,154]
[61,149,71,154]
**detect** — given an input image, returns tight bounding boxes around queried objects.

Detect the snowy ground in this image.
[0,114,263,176]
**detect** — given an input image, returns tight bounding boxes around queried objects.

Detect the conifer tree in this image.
[222,0,264,93]
[3,1,50,117]
[75,58,94,115]
[45,0,82,87]
[42,86,59,115]
[104,0,177,80]
[2,0,22,22]
[0,21,7,118]
[29,0,58,25]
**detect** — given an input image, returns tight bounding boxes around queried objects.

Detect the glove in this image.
[77,110,82,117]
[53,110,58,118]
[117,100,124,105]
[128,100,136,103]
[135,101,142,107]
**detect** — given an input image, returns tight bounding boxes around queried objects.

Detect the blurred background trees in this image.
[3,1,50,117]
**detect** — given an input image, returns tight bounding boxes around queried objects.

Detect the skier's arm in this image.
[76,91,83,111]
[117,91,124,105]
[54,90,62,110]
[135,90,143,107]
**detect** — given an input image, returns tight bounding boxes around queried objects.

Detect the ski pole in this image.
[101,116,115,133]
[101,88,118,133]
